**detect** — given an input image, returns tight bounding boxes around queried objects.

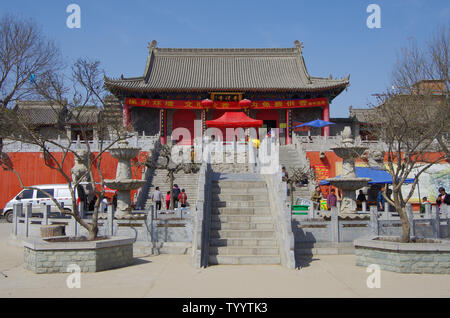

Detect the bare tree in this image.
[368,25,449,243]
[1,58,129,240]
[0,14,62,153]
[146,144,199,210]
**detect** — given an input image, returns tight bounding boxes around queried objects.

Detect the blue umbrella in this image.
[294,119,336,129]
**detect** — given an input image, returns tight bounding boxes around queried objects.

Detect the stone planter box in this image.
[23,236,134,274]
[354,236,450,274]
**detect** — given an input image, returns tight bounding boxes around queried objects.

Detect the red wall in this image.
[0,152,147,210]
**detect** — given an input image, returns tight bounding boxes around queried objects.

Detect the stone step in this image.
[209,246,279,256]
[212,207,271,215]
[212,201,270,208]
[210,229,276,239]
[210,238,278,247]
[211,215,273,223]
[208,255,281,265]
[211,194,268,201]
[211,187,268,195]
[211,222,274,230]
[211,181,267,189]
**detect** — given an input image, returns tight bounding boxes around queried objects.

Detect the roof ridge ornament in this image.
[148,40,158,51]
[294,40,303,53]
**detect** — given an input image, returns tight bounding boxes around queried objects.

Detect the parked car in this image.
[1,184,87,223]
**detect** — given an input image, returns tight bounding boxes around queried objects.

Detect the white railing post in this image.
[331,206,339,243]
[425,202,432,219]
[107,205,115,237]
[370,206,379,236]
[362,201,367,213]
[432,205,440,239]
[25,203,32,238]
[41,204,50,226]
[12,203,22,236]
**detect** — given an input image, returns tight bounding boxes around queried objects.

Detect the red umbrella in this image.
[205,112,263,128]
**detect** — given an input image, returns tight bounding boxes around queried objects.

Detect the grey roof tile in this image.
[105,43,349,93]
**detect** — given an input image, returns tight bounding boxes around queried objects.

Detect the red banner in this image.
[313,165,330,181]
[125,97,328,110]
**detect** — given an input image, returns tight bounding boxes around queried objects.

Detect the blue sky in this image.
[1,0,449,117]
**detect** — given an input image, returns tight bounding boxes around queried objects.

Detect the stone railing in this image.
[2,133,160,153]
[258,137,296,269]
[191,156,213,268]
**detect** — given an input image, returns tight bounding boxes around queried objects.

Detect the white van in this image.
[1,184,87,223]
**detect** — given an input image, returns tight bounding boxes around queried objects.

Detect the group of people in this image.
[310,185,450,213]
[151,184,188,212]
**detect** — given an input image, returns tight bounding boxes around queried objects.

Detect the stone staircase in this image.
[208,176,281,265]
[144,169,200,210]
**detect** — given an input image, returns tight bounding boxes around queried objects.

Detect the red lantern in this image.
[239,99,252,108]
[201,99,214,108]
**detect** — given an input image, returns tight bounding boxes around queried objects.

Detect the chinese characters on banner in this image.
[126,97,328,110]
[313,165,330,183]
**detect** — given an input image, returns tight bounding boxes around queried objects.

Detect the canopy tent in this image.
[205,112,263,128]
[294,119,336,128]
[319,167,415,186]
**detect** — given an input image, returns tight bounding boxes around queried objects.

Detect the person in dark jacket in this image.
[172,184,181,208]
[436,187,450,210]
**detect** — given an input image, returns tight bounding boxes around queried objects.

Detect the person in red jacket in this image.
[165,191,171,210]
[178,189,188,208]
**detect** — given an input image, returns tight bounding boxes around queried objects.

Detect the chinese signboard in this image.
[313,165,330,182]
[125,97,328,110]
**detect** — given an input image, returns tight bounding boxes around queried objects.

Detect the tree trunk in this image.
[394,190,410,243]
[88,226,98,241]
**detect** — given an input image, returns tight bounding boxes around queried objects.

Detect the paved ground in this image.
[0,223,449,298]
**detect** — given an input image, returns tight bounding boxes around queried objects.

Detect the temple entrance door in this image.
[256,109,279,139]
[172,110,196,145]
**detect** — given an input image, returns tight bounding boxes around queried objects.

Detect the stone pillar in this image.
[432,205,440,239]
[70,217,78,237]
[25,203,32,238]
[331,206,339,243]
[425,202,432,219]
[107,205,115,237]
[362,201,367,213]
[370,206,379,236]
[41,204,50,226]
[12,203,22,236]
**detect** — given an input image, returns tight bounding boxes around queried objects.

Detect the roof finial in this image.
[294,40,303,52]
[148,40,158,51]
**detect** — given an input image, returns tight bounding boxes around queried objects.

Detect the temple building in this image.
[104,40,350,145]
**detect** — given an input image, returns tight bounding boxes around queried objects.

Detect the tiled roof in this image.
[15,101,100,126]
[105,41,350,93]
[349,107,374,123]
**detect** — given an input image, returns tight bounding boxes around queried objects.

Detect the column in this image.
[286,109,292,145]
[123,103,131,129]
[322,102,330,137]
[160,109,167,145]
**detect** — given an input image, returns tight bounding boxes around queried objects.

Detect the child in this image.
[165,191,171,210]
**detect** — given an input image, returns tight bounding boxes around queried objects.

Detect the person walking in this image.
[165,191,171,210]
[152,187,162,211]
[327,189,338,210]
[178,189,188,208]
[311,186,322,211]
[172,184,181,208]
[377,186,386,212]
